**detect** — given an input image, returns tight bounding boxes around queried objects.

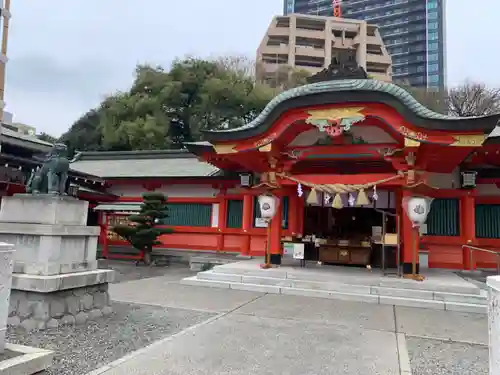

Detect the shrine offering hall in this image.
[75,68,500,274]
[182,77,500,274]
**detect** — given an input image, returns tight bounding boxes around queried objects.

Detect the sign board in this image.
[254,218,268,228]
[283,242,295,256]
[293,243,305,260]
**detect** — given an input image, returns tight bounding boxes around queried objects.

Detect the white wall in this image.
[427,169,460,189]
[476,184,500,196]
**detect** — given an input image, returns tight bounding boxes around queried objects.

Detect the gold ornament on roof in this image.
[306,107,365,121]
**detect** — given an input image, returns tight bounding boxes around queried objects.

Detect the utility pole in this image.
[0,0,11,152]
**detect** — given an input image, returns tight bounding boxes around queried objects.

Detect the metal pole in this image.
[396,214,401,277]
[412,227,417,276]
[381,211,386,275]
[0,0,11,153]
[470,247,474,271]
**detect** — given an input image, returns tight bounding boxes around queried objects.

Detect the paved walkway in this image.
[88,266,489,375]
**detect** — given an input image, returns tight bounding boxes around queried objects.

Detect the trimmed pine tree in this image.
[113,192,173,265]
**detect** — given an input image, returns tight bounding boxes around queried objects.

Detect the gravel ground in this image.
[407,336,489,375]
[98,260,195,283]
[6,301,215,375]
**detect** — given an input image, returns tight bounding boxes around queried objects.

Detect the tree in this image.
[447,81,500,117]
[113,192,173,265]
[60,56,281,152]
[255,61,311,90]
[395,80,447,114]
[59,109,104,153]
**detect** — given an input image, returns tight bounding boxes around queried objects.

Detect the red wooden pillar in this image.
[241,193,253,256]
[401,189,420,275]
[217,192,227,251]
[269,195,283,264]
[461,194,476,270]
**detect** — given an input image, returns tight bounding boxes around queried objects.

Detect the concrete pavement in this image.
[87,268,488,375]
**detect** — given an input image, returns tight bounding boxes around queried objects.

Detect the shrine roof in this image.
[1,127,53,153]
[202,79,500,142]
[70,149,220,179]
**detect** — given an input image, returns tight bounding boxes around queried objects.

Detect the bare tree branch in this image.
[447,81,500,117]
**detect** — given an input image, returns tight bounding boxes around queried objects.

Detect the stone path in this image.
[86,264,489,375]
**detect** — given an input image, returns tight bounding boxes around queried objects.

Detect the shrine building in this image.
[182,67,500,274]
[71,63,500,274]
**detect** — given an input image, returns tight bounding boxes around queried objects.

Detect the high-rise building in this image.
[257,14,392,86]
[284,0,446,88]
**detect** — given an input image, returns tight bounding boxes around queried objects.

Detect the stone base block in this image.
[0,343,54,374]
[8,283,113,332]
[11,269,114,293]
[0,194,88,226]
[0,223,100,276]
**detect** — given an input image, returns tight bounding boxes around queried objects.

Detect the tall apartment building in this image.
[284,0,446,88]
[257,14,392,85]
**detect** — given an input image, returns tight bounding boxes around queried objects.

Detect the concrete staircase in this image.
[181,261,488,314]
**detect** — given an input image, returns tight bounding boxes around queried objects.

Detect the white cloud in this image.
[5,0,500,136]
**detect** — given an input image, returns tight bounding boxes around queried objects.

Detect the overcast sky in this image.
[6,0,500,136]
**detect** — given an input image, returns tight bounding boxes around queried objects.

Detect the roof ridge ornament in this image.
[306,49,368,84]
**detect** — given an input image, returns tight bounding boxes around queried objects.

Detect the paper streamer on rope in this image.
[277,172,407,209]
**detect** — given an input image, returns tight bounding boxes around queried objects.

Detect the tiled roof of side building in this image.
[1,127,54,152]
[69,149,220,179]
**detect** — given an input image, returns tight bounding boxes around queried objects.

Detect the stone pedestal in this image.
[0,195,115,331]
[0,243,14,352]
[487,276,500,374]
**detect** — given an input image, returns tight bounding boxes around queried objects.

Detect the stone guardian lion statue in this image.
[26,143,81,195]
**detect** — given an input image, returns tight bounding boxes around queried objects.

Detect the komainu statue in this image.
[26,143,81,195]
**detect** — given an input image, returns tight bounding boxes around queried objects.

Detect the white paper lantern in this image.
[258,194,279,220]
[406,196,432,227]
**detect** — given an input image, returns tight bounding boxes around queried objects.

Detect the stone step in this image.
[181,274,487,314]
[197,270,486,305]
[210,264,482,295]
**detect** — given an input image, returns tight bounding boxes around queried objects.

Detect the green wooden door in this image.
[426,198,460,236]
[226,200,243,228]
[476,204,500,238]
[160,203,212,227]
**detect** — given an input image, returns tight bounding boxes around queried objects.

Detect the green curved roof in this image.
[202,79,500,141]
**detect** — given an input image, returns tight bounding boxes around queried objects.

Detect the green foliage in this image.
[395,80,447,114]
[113,193,173,257]
[61,56,296,152]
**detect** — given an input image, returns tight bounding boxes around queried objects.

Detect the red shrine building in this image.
[72,65,500,274]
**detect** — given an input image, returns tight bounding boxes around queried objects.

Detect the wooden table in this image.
[318,244,372,266]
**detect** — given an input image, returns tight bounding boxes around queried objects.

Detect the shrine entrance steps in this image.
[181,259,487,314]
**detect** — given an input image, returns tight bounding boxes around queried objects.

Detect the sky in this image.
[6,0,500,136]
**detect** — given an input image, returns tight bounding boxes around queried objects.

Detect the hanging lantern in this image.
[355,189,370,206]
[258,194,279,220]
[307,189,318,205]
[331,193,343,209]
[403,196,433,228]
[348,193,355,206]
